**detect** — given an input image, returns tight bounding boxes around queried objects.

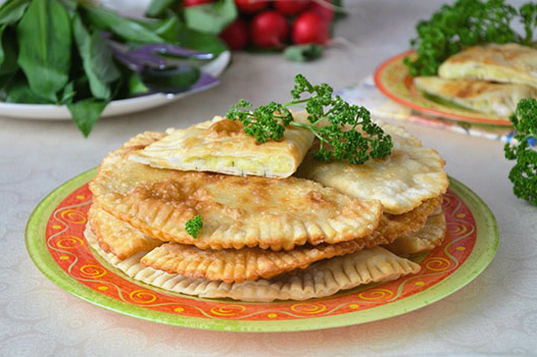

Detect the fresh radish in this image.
[220,19,249,50]
[274,0,310,16]
[234,0,269,13]
[309,0,334,22]
[182,0,214,7]
[250,10,289,48]
[291,11,329,44]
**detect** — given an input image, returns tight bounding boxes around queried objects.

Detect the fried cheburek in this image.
[297,124,448,215]
[130,114,314,178]
[90,132,383,251]
[88,194,439,283]
[386,209,447,256]
[85,225,420,302]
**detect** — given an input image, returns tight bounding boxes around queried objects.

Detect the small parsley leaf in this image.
[185,215,203,238]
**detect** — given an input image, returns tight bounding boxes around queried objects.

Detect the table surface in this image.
[2,0,536,355]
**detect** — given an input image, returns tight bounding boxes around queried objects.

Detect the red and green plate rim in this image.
[374,50,513,126]
[25,168,499,332]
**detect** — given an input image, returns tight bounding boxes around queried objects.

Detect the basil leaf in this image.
[140,65,200,94]
[284,44,323,62]
[5,77,52,103]
[73,15,120,99]
[184,0,237,34]
[68,98,108,137]
[145,0,176,18]
[128,73,149,96]
[154,14,183,42]
[17,0,71,102]
[0,0,30,26]
[60,81,75,104]
[83,5,164,43]
[175,25,227,55]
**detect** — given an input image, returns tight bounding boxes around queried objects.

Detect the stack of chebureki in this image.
[86,116,449,302]
[414,43,537,116]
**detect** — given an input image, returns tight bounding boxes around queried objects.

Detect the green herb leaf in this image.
[227,74,393,164]
[5,76,52,103]
[0,25,18,77]
[185,215,203,238]
[184,0,237,34]
[406,0,522,76]
[60,81,76,104]
[128,73,149,96]
[83,4,164,43]
[520,3,537,45]
[284,44,323,62]
[140,65,201,94]
[175,25,227,55]
[73,15,120,100]
[17,0,72,102]
[145,0,177,18]
[504,98,537,205]
[67,98,108,137]
[0,0,30,26]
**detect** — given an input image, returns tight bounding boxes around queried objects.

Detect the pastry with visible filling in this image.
[438,43,537,88]
[414,76,537,116]
[130,114,314,178]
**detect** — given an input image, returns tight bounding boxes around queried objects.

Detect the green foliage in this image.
[184,0,237,34]
[185,215,203,238]
[67,98,108,137]
[284,44,323,62]
[227,74,393,165]
[504,98,537,205]
[17,0,72,102]
[405,0,536,76]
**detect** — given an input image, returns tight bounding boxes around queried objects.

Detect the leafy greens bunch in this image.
[0,0,228,136]
[226,74,393,165]
[405,0,537,76]
[504,98,537,206]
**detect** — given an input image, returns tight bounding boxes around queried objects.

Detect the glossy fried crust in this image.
[414,76,537,116]
[90,132,383,251]
[385,209,447,256]
[88,204,162,260]
[297,124,448,215]
[438,43,537,87]
[130,114,314,178]
[85,225,420,302]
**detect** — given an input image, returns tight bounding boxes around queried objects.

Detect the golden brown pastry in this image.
[130,114,314,178]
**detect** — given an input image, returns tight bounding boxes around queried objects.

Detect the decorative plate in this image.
[374,51,513,126]
[0,51,230,121]
[26,169,498,332]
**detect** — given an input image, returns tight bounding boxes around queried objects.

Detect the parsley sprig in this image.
[185,215,203,238]
[226,74,392,165]
[504,99,537,205]
[405,0,537,76]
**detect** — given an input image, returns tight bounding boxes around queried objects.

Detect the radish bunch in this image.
[183,0,337,51]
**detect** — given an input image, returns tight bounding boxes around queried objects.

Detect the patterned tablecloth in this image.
[1,0,536,356]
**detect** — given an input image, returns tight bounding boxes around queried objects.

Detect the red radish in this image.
[309,0,334,22]
[234,0,269,13]
[292,11,329,44]
[250,11,289,48]
[220,19,249,50]
[182,0,214,7]
[274,0,310,15]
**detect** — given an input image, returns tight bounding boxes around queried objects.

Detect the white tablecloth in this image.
[1,1,536,355]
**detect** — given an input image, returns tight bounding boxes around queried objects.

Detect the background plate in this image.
[374,51,513,126]
[26,169,498,332]
[0,51,230,120]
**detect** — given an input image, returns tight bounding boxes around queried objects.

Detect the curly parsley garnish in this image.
[504,98,537,205]
[405,0,537,76]
[226,74,392,165]
[185,215,203,238]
